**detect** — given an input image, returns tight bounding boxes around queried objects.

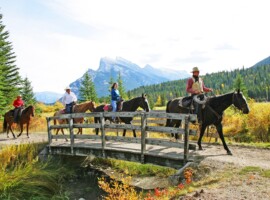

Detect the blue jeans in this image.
[65,103,73,114]
[111,100,117,120]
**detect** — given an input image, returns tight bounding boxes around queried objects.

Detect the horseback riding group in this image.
[2,67,250,154]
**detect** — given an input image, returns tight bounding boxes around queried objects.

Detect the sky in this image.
[0,0,270,93]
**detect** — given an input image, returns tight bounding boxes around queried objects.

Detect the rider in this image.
[186,67,213,123]
[111,82,121,123]
[62,86,77,114]
[13,95,24,123]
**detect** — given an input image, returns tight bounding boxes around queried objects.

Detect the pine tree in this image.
[0,13,21,114]
[117,72,127,100]
[21,77,36,106]
[233,74,248,97]
[79,72,98,103]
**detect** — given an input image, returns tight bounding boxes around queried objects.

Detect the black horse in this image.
[94,94,150,137]
[165,90,249,155]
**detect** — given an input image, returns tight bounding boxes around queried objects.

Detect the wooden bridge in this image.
[46,111,197,169]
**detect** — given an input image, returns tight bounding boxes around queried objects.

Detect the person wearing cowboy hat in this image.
[62,86,77,113]
[186,67,213,123]
[12,94,24,123]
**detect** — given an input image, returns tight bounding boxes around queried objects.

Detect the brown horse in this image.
[3,105,35,138]
[53,101,95,136]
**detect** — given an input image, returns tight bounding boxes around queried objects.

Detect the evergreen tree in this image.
[79,72,98,103]
[0,13,21,114]
[21,77,36,106]
[117,72,127,100]
[233,74,248,97]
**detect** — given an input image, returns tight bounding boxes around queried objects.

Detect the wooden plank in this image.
[103,111,142,118]
[184,115,190,163]
[69,118,74,154]
[146,126,185,134]
[50,124,69,129]
[146,138,185,148]
[74,135,101,140]
[73,124,101,129]
[105,136,141,143]
[104,124,141,130]
[51,135,69,139]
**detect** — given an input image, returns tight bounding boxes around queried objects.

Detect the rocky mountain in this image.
[70,57,189,98]
[35,91,62,104]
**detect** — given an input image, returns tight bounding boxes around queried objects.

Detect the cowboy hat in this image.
[191,67,199,73]
[65,86,71,90]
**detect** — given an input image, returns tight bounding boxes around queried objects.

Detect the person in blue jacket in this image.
[111,82,120,122]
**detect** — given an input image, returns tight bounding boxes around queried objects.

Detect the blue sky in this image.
[1,0,270,93]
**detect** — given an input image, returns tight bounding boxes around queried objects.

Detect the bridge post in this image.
[100,113,106,158]
[46,117,52,153]
[183,115,190,163]
[141,113,147,164]
[68,116,74,155]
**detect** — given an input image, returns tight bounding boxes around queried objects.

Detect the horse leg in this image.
[9,126,16,139]
[17,122,24,138]
[215,124,232,155]
[197,124,207,150]
[26,122,29,138]
[95,117,99,135]
[123,129,126,137]
[132,129,136,138]
[174,120,182,140]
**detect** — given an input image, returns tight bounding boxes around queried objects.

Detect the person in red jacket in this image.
[13,95,24,123]
[186,67,213,124]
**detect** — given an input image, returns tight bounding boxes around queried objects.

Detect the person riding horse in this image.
[62,86,77,114]
[13,95,24,123]
[111,82,123,123]
[186,67,213,123]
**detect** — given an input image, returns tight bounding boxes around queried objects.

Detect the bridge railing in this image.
[46,111,197,165]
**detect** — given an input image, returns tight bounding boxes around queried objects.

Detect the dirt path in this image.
[183,143,270,200]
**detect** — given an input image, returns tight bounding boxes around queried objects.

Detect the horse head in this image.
[139,93,150,112]
[232,89,250,114]
[88,101,96,112]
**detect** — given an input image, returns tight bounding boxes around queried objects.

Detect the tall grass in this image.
[0,143,75,199]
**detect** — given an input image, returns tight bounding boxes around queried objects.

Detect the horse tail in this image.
[3,117,7,132]
[165,100,172,127]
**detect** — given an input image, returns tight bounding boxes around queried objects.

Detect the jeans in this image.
[65,103,73,114]
[111,100,117,120]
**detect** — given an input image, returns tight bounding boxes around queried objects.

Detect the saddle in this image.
[103,99,124,112]
[179,94,207,109]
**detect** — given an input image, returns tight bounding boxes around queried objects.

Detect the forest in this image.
[128,65,270,107]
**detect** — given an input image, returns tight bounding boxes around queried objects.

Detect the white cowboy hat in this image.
[65,86,71,90]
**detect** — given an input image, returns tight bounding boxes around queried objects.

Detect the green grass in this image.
[239,166,262,175]
[90,157,176,177]
[0,143,75,199]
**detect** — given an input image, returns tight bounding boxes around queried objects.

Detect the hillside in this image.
[128,62,270,103]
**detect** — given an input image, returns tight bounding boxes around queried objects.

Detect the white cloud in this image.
[1,0,270,92]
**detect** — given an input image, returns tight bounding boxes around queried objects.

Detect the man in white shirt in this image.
[62,86,77,113]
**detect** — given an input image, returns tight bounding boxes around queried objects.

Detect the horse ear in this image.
[237,89,240,94]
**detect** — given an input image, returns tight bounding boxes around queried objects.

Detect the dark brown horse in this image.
[3,105,35,138]
[165,90,249,155]
[53,101,95,136]
[94,94,150,137]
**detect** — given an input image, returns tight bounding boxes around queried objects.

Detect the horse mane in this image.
[22,105,34,113]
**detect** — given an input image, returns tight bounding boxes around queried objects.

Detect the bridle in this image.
[232,92,243,111]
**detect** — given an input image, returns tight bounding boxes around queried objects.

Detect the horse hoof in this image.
[198,147,203,150]
[227,151,233,155]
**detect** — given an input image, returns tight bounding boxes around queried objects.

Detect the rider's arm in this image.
[202,80,212,92]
